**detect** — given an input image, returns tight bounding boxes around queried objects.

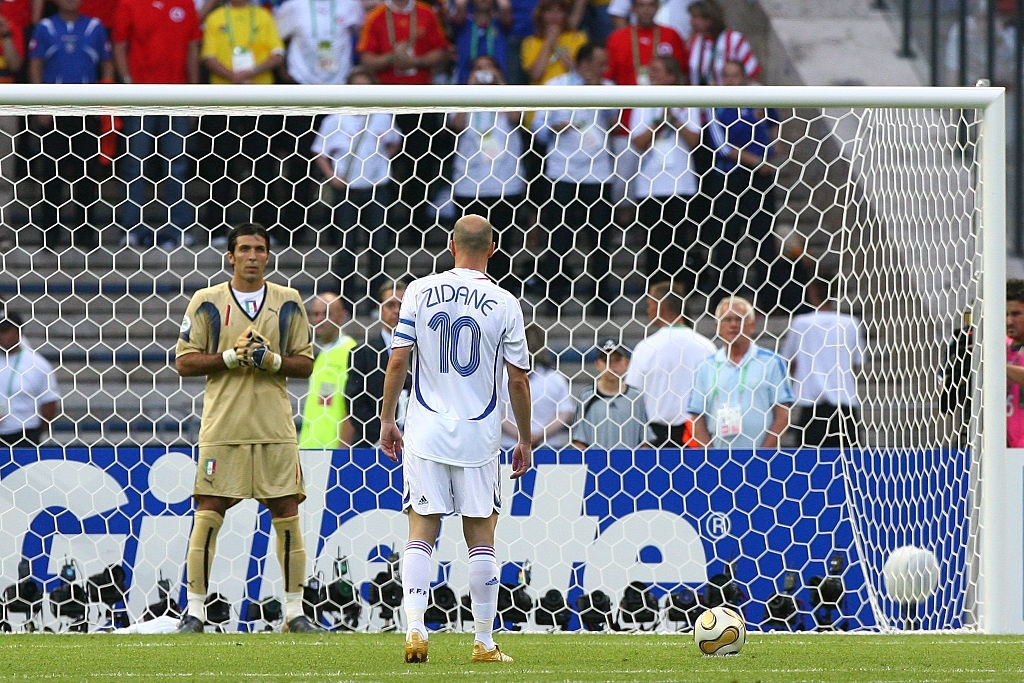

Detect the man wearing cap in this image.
[626,280,715,447]
[0,311,62,446]
[572,339,653,450]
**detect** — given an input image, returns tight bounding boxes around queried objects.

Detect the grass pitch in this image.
[0,631,1022,682]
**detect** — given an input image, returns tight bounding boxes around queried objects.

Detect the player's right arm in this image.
[505,362,533,479]
[379,344,413,462]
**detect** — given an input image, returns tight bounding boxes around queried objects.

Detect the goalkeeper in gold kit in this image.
[173,222,318,633]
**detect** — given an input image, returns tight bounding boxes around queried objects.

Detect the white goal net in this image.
[0,84,1007,634]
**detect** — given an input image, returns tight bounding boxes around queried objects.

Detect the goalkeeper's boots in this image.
[471,641,514,663]
[405,630,428,664]
[283,615,323,633]
[174,615,204,634]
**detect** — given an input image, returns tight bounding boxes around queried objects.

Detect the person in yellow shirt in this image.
[201,0,284,85]
[300,292,358,449]
[198,0,287,243]
[520,0,586,85]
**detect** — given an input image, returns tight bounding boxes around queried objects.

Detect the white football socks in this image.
[403,539,433,638]
[468,545,498,650]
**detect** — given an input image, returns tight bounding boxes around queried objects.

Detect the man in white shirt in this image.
[0,311,61,446]
[779,278,864,448]
[380,214,532,665]
[626,280,714,447]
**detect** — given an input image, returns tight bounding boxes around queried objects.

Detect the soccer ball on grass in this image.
[694,606,746,656]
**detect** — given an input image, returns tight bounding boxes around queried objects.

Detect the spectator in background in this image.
[357,0,449,234]
[627,54,702,289]
[571,339,652,450]
[300,292,358,450]
[1006,279,1024,447]
[198,0,285,244]
[447,56,525,292]
[0,12,24,247]
[275,0,366,243]
[502,324,574,450]
[520,0,586,84]
[28,0,113,252]
[201,0,284,93]
[275,0,363,86]
[690,296,793,449]
[704,58,779,309]
[685,0,759,179]
[604,0,688,226]
[356,0,449,85]
[345,280,410,448]
[605,0,687,87]
[626,280,714,448]
[685,0,758,87]
[779,278,864,448]
[534,42,618,313]
[111,0,201,250]
[450,0,512,84]
[0,310,61,447]
[312,68,402,311]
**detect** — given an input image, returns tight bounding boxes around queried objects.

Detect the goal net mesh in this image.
[0,87,996,634]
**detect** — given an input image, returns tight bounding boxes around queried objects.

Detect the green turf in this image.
[1,631,1023,682]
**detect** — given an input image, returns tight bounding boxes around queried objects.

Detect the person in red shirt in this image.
[357,0,449,85]
[111,0,202,249]
[605,0,686,87]
[357,0,451,234]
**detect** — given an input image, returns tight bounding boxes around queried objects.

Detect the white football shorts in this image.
[403,452,502,518]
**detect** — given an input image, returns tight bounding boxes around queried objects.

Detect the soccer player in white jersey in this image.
[380,214,533,664]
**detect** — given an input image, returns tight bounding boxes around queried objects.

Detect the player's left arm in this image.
[276,296,315,378]
[277,353,313,378]
[506,362,533,479]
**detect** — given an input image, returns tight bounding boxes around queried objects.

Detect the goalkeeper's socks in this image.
[468,545,498,650]
[284,591,304,622]
[402,539,432,629]
[272,515,306,595]
[186,592,205,621]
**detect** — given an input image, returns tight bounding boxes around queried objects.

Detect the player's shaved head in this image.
[452,214,494,254]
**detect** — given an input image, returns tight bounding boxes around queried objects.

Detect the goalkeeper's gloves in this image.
[223,327,258,369]
[234,328,282,372]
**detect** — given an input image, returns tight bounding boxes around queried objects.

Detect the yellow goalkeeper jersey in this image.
[176,281,314,446]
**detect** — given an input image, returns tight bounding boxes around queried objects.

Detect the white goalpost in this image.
[0,83,1012,634]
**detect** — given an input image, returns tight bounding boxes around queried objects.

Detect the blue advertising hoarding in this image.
[0,446,971,631]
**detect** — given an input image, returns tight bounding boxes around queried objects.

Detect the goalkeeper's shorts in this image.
[194,443,306,503]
